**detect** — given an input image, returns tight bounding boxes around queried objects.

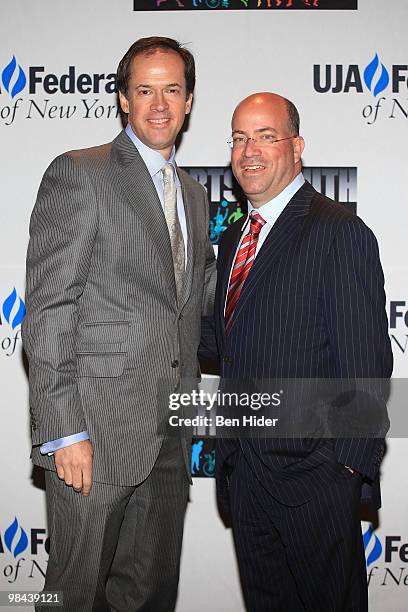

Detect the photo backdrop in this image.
[1,1,407,610]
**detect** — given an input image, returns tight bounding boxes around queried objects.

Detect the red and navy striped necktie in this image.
[225,211,266,334]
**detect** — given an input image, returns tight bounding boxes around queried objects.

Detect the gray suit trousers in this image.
[37,437,189,612]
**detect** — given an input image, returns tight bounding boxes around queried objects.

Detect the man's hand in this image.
[54,440,93,496]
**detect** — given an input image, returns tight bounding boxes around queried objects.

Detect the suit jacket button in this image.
[172,360,179,368]
[223,356,232,364]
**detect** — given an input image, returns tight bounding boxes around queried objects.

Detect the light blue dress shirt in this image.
[241,172,304,252]
[40,126,188,455]
[125,124,188,261]
[224,172,305,313]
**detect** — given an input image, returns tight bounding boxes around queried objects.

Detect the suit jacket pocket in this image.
[76,351,126,378]
[77,320,130,344]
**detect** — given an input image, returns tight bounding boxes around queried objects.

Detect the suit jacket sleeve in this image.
[198,186,219,364]
[22,154,98,445]
[322,217,393,478]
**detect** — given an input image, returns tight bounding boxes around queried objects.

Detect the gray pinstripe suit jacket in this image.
[22,130,216,485]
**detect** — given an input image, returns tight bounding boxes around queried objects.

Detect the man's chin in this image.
[144,136,174,154]
[240,184,267,198]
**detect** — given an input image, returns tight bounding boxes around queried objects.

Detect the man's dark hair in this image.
[285,99,300,136]
[117,36,195,98]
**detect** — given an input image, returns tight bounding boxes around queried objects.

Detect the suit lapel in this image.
[112,131,177,302]
[227,181,316,335]
[218,216,247,346]
[178,174,195,310]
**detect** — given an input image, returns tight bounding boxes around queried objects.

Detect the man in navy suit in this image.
[202,93,392,611]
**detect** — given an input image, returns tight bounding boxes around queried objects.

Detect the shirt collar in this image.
[125,124,180,186]
[244,172,305,230]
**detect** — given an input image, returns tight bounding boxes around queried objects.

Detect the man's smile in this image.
[146,117,172,127]
[241,164,266,174]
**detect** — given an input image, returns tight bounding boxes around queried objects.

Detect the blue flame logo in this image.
[2,288,26,329]
[4,518,29,558]
[363,524,382,566]
[1,56,27,98]
[363,53,389,97]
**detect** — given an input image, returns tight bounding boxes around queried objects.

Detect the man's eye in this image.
[233,137,246,144]
[166,88,179,94]
[260,134,275,142]
[139,89,151,95]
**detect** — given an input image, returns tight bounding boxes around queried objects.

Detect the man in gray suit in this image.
[22,37,215,611]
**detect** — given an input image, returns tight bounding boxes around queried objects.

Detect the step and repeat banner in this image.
[1,1,407,610]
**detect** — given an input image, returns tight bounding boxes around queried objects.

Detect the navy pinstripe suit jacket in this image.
[204,180,392,507]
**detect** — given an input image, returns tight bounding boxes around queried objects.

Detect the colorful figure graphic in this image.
[202,450,216,477]
[155,0,318,8]
[228,203,245,225]
[193,0,221,6]
[209,199,229,243]
[191,440,204,474]
[156,0,184,8]
[267,0,319,6]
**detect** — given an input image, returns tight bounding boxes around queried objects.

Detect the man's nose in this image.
[243,138,261,157]
[151,91,169,112]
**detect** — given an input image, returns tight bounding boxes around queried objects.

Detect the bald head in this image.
[230,92,305,207]
[232,93,300,136]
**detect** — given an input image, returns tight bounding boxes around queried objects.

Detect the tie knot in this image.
[162,163,174,183]
[249,212,266,235]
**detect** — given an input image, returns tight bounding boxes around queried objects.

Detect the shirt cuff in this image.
[40,431,90,456]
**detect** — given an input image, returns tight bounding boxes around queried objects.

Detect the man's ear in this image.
[293,136,305,164]
[119,91,129,115]
[185,93,193,115]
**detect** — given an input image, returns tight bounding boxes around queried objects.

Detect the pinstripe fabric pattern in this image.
[215,181,392,504]
[208,181,392,610]
[39,437,188,612]
[24,130,215,611]
[22,130,216,485]
[229,452,367,612]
